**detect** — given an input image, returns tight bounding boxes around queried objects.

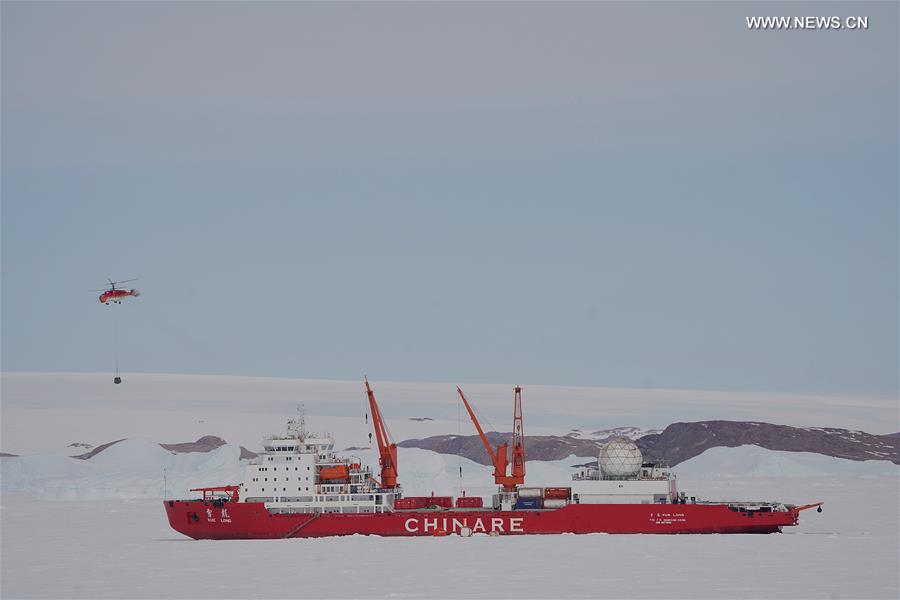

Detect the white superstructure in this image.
[239,406,398,513]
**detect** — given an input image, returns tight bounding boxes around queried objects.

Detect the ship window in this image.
[307,466,310,470]
[264,478,267,481]
[274,467,277,471]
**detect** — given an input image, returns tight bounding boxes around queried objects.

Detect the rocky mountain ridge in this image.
[400,421,900,467]
[54,422,899,469]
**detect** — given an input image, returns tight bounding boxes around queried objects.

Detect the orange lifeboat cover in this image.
[318,465,350,480]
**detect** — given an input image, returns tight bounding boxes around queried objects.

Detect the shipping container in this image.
[515,497,543,510]
[543,487,571,500]
[393,498,426,510]
[517,487,543,498]
[542,498,568,508]
[455,496,484,508]
[429,496,453,508]
[397,496,453,509]
[394,496,435,510]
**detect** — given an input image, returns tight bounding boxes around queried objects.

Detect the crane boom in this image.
[456,387,498,465]
[457,386,522,491]
[365,378,398,489]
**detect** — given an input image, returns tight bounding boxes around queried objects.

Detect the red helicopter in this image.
[92,278,141,305]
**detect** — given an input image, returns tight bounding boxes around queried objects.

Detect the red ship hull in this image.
[164,499,800,539]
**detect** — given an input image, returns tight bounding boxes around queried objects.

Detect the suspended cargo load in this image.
[518,487,543,498]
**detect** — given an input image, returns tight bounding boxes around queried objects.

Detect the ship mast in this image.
[510,385,526,485]
[286,403,307,440]
[365,378,399,489]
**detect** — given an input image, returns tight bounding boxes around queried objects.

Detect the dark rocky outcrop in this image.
[160,436,227,453]
[399,432,606,466]
[72,439,126,459]
[401,421,900,467]
[636,421,900,466]
[71,436,256,460]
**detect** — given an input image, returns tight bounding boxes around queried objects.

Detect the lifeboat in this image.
[318,465,350,481]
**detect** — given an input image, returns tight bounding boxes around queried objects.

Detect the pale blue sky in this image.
[2,2,897,395]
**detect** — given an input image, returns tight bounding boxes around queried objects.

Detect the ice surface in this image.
[677,445,899,479]
[2,474,897,599]
[1,373,898,598]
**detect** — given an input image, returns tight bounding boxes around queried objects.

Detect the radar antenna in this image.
[287,403,307,440]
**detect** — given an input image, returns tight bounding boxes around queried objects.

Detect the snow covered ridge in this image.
[1,438,895,502]
[68,436,259,460]
[0,439,247,500]
[676,445,899,479]
[566,426,662,441]
[401,420,900,467]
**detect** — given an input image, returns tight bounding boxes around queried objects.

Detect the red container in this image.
[428,496,453,508]
[396,496,453,509]
[543,487,571,500]
[394,497,428,510]
[455,497,484,508]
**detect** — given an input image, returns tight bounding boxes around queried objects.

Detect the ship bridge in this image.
[240,405,398,514]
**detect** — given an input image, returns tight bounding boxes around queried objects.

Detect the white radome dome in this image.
[599,437,643,477]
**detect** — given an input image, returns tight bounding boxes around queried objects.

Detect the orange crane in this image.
[456,385,526,492]
[365,378,399,489]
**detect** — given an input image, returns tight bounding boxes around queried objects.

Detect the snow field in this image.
[1,472,897,599]
[1,373,897,598]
